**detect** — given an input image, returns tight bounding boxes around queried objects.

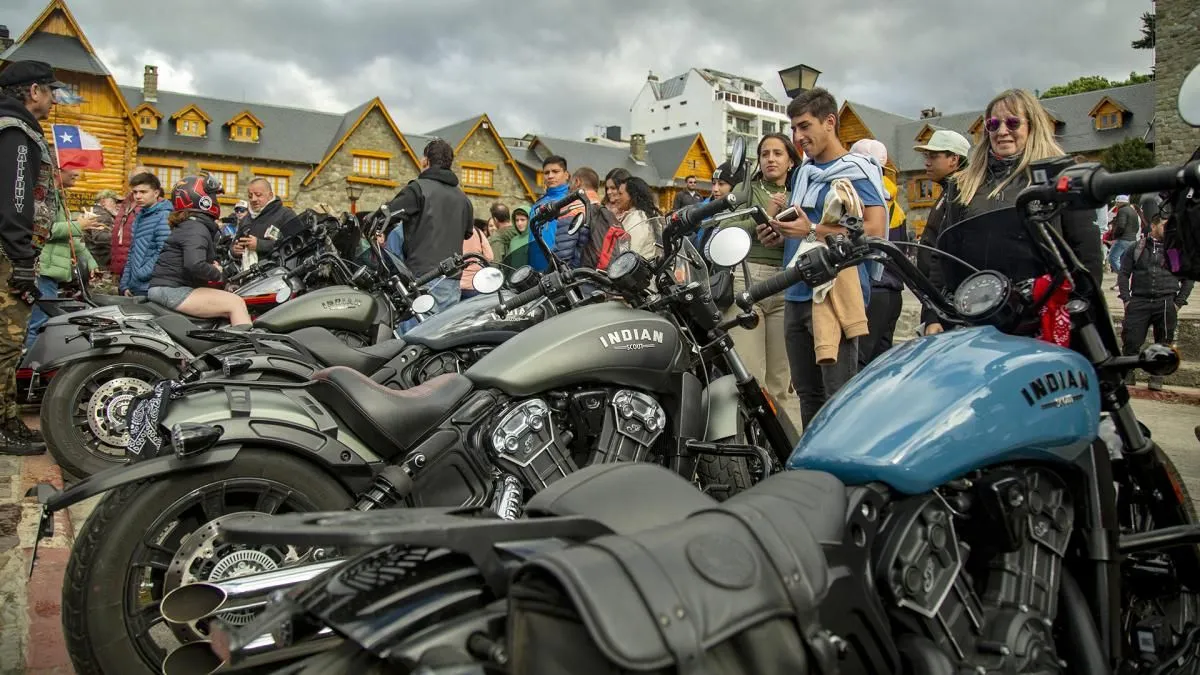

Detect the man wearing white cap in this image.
[912,130,970,335]
[1108,194,1139,275]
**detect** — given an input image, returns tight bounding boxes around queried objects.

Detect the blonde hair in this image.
[954,89,1064,206]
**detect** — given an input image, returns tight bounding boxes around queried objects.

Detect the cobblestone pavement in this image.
[0,396,1196,673]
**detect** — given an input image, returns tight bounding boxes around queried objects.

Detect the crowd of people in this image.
[0,56,1194,455]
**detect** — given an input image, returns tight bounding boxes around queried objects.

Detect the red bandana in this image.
[1033,274,1073,347]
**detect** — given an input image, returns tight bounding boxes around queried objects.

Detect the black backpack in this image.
[1162,145,1200,281]
[578,201,624,270]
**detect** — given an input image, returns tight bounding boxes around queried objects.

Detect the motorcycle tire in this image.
[41,351,180,478]
[696,409,762,501]
[61,449,353,675]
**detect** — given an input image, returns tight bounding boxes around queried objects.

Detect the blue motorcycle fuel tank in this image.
[788,327,1100,494]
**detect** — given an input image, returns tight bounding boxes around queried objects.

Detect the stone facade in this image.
[1154,0,1200,165]
[454,126,535,217]
[136,150,309,206]
[294,107,420,212]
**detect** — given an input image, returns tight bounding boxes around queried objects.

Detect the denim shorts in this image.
[147,285,194,310]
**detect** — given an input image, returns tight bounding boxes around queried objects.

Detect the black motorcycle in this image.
[31,190,796,675]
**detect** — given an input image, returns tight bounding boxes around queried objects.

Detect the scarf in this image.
[526,183,570,272]
[788,153,885,211]
[1033,274,1073,347]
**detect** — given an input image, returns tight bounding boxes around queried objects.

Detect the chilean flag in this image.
[52,124,105,171]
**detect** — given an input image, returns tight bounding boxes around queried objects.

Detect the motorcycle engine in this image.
[489,398,578,489]
[876,468,1074,674]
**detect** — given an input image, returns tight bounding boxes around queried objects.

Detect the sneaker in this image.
[9,418,44,444]
[1148,376,1165,392]
[0,427,44,456]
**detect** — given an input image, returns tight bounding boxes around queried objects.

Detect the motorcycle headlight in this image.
[171,423,223,459]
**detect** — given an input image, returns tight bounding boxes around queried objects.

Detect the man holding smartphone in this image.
[759,88,888,428]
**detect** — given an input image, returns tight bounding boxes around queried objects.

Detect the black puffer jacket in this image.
[1118,237,1194,305]
[149,213,223,289]
[934,153,1104,295]
[238,198,302,257]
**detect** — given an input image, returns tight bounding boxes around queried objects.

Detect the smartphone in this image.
[776,206,800,222]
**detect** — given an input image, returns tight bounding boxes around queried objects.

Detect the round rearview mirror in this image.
[729,136,747,170]
[567,211,587,236]
[706,227,753,268]
[1179,64,1200,127]
[411,294,436,314]
[275,286,292,304]
[472,266,505,294]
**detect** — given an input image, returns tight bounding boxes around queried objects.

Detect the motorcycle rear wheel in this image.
[41,351,179,478]
[61,449,353,675]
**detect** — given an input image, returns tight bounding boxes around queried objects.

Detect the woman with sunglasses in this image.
[925,89,1103,335]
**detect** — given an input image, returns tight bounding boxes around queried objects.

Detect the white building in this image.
[630,68,791,163]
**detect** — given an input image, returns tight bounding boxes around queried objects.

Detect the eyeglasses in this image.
[985,116,1023,133]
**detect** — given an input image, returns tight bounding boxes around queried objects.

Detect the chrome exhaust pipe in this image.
[161,629,336,675]
[160,559,344,625]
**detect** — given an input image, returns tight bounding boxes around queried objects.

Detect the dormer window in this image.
[1087,96,1128,131]
[170,104,212,137]
[226,110,264,143]
[134,103,162,131]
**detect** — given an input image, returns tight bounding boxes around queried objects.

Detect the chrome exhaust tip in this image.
[161,640,222,675]
[160,584,228,626]
[160,559,345,625]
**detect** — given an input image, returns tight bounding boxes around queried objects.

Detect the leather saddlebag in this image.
[507,474,840,674]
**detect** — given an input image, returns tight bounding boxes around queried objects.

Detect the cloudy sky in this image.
[7,0,1154,138]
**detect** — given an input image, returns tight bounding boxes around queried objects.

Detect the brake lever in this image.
[716,311,759,333]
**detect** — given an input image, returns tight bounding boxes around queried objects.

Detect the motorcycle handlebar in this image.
[669,194,738,232]
[735,263,812,311]
[531,190,587,226]
[497,283,547,316]
[1087,161,1200,202]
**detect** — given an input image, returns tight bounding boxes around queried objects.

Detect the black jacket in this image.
[917,175,953,324]
[0,94,46,263]
[923,154,1104,324]
[386,168,474,278]
[238,198,301,257]
[672,190,701,211]
[149,213,223,289]
[1118,237,1194,305]
[1111,204,1140,241]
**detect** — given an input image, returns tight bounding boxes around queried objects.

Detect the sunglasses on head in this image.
[985,116,1023,133]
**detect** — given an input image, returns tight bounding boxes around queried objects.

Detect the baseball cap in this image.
[914,129,971,159]
[711,161,745,187]
[0,60,67,89]
[849,139,888,167]
[234,199,250,211]
[1114,194,1130,203]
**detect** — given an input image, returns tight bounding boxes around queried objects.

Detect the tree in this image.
[1040,72,1154,99]
[1132,11,1155,50]
[1102,137,1156,173]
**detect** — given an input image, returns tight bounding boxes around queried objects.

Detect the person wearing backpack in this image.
[1118,214,1194,390]
[549,167,607,268]
[1108,195,1139,274]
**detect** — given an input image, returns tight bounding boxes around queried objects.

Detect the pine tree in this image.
[1132,12,1155,50]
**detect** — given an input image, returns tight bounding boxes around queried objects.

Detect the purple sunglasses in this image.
[985,116,1023,133]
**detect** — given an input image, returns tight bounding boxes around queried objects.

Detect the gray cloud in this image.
[6,0,1154,140]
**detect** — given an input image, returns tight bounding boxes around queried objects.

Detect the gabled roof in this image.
[133,102,162,119]
[425,114,536,200]
[121,85,344,164]
[843,101,915,145]
[170,103,212,123]
[2,0,141,137]
[1087,95,1129,117]
[646,134,703,180]
[424,115,485,151]
[303,97,420,186]
[227,110,264,128]
[509,133,714,194]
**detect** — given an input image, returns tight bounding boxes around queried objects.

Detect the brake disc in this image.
[86,376,153,448]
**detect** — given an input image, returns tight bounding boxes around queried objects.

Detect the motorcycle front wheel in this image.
[61,448,353,675]
[41,351,179,478]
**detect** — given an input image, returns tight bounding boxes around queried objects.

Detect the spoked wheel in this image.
[61,450,353,675]
[41,352,178,477]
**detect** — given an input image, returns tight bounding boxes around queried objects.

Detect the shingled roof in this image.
[0,32,108,76]
[120,86,344,165]
[850,82,1158,174]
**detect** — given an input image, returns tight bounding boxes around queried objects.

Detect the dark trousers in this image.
[785,300,858,429]
[1122,296,1179,355]
[858,287,903,368]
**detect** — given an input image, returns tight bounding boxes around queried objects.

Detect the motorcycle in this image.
[178,152,1200,674]
[30,190,797,675]
[33,217,408,478]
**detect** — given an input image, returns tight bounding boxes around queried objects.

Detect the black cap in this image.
[711,161,744,188]
[0,61,67,89]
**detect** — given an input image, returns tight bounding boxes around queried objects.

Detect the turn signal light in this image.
[1139,343,1180,377]
[171,423,223,459]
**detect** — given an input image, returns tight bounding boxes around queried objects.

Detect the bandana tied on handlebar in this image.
[126,379,185,462]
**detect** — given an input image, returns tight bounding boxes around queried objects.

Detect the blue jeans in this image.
[1108,239,1133,273]
[25,276,59,351]
[397,277,462,335]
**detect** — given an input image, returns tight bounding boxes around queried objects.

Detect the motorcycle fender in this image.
[31,331,187,373]
[702,374,741,441]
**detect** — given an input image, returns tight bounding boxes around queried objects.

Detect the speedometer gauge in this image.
[954,271,1011,319]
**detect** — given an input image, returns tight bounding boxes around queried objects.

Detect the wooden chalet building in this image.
[837,83,1156,236]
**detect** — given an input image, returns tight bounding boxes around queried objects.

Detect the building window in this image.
[1096,112,1122,130]
[680,100,687,106]
[257,174,289,199]
[177,118,205,136]
[462,166,494,189]
[231,124,258,142]
[762,121,776,135]
[910,178,938,206]
[664,104,671,110]
[205,169,238,195]
[679,122,688,127]
[140,114,153,127]
[734,118,751,134]
[146,164,183,189]
[353,155,390,178]
[663,126,670,131]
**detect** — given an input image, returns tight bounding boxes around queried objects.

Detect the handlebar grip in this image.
[1088,162,1200,201]
[414,266,443,287]
[736,264,806,311]
[673,193,739,230]
[531,190,587,225]
[497,284,545,315]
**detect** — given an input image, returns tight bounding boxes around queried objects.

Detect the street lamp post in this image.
[345,179,364,214]
[778,64,821,100]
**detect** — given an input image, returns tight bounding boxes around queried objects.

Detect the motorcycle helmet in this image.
[172,174,224,218]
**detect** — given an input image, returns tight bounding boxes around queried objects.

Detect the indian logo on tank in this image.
[1020,369,1090,409]
[321,297,363,311]
[599,327,665,351]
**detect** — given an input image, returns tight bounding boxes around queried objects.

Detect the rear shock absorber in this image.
[354,455,422,510]
[490,474,523,520]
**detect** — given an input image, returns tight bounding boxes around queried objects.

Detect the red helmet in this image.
[171,174,224,218]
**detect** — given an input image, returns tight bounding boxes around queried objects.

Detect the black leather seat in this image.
[526,463,849,540]
[291,327,407,373]
[526,463,718,534]
[152,314,225,355]
[310,367,474,456]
